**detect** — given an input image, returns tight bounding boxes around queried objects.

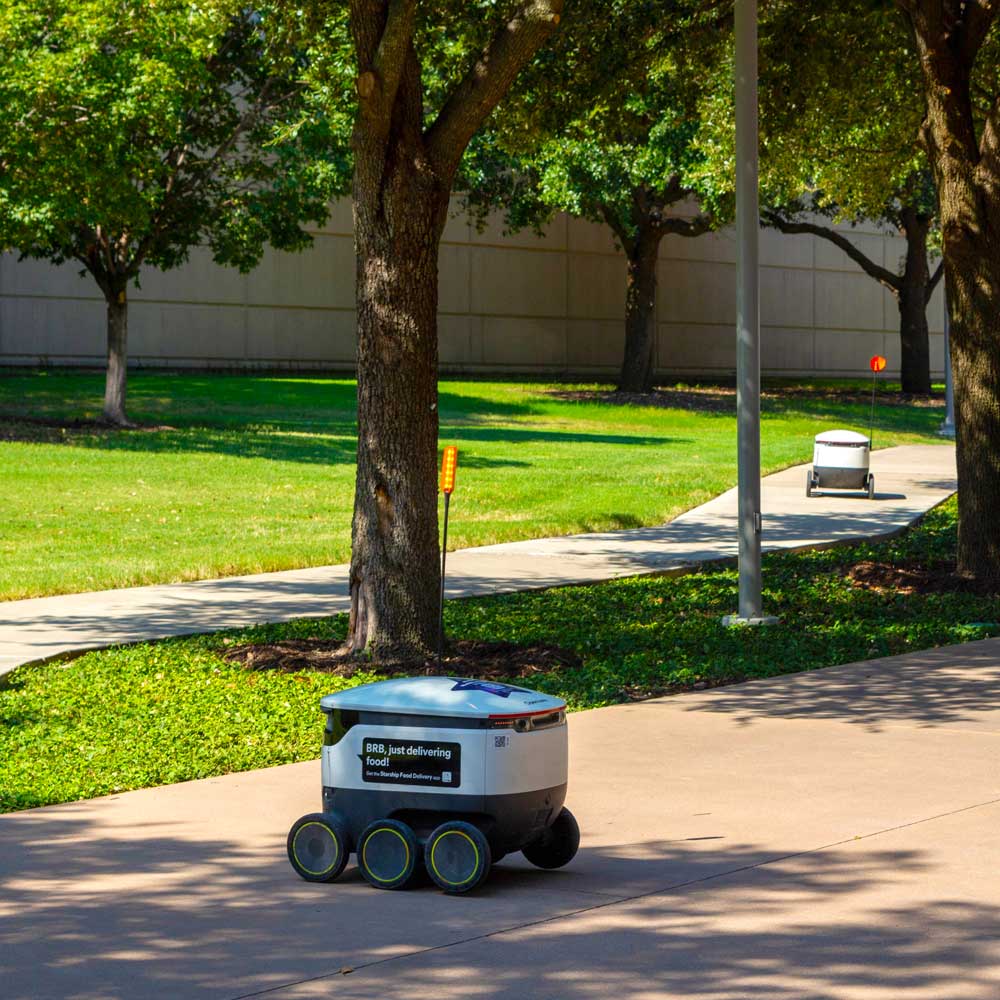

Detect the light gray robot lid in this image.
[814,429,870,445]
[320,676,566,719]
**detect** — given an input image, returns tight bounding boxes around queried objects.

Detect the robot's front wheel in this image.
[522,807,580,870]
[357,819,421,890]
[287,813,350,883]
[425,821,491,894]
[866,473,876,500]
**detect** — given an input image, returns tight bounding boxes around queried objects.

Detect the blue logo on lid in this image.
[450,679,527,698]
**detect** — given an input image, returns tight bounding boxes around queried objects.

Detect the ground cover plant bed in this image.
[2,496,996,814]
[222,637,582,679]
[0,370,943,600]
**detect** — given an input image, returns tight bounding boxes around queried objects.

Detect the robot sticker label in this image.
[450,679,526,698]
[360,737,461,788]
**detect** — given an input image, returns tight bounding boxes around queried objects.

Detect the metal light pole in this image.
[940,287,956,438]
[724,0,776,626]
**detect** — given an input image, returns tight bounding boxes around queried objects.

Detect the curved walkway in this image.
[0,444,955,676]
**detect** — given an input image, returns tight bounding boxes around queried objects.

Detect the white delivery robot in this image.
[287,676,579,894]
[807,429,874,499]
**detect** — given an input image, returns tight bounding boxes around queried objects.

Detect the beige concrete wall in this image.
[0,198,946,380]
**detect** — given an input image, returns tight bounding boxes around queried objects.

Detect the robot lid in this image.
[320,676,566,720]
[814,429,870,446]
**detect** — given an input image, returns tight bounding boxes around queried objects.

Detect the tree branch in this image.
[74,241,111,298]
[351,0,418,123]
[926,259,946,303]
[646,176,712,238]
[426,0,564,179]
[598,202,635,257]
[658,214,713,238]
[957,0,998,66]
[980,93,1000,171]
[762,211,901,293]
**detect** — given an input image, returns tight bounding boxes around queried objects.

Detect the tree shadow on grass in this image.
[0,801,991,1000]
[546,385,946,437]
[32,422,675,466]
[0,373,547,431]
[762,394,944,437]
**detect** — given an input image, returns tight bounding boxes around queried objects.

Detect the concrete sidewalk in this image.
[2,636,999,999]
[0,444,955,675]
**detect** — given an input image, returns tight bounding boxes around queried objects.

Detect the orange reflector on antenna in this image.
[440,446,458,494]
[870,355,887,373]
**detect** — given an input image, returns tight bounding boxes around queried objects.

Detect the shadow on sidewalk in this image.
[679,638,1000,731]
[0,807,994,999]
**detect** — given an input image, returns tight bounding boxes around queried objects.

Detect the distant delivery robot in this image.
[286,676,580,894]
[806,354,886,500]
[807,429,875,499]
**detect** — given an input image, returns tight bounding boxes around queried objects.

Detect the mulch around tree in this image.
[221,638,584,680]
[846,559,998,596]
[548,385,943,413]
[0,416,174,442]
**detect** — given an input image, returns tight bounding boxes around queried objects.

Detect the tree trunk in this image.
[618,230,662,394]
[346,137,449,661]
[103,289,129,426]
[901,4,1000,586]
[344,0,562,658]
[896,208,932,395]
[946,243,1000,586]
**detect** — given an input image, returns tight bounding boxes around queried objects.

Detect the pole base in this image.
[722,614,781,627]
[938,421,955,439]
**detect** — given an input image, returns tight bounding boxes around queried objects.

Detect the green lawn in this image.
[2,496,994,814]
[0,370,944,600]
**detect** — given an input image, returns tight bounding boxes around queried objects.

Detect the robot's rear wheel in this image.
[287,813,350,883]
[425,821,491,894]
[357,818,421,890]
[522,807,580,870]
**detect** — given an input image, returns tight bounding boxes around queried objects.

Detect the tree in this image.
[763,178,943,394]
[892,1,1000,584]
[704,0,944,393]
[333,1,564,662]
[461,8,729,394]
[0,0,337,425]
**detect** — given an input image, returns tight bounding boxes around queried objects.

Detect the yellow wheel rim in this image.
[362,827,411,883]
[293,821,340,876]
[430,830,481,886]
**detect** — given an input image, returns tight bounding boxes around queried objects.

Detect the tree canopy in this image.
[459,3,732,392]
[0,0,338,422]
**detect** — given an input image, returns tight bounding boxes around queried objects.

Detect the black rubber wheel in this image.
[425,821,491,894]
[806,469,814,498]
[522,807,580,870]
[357,819,420,890]
[867,474,875,500]
[287,813,349,883]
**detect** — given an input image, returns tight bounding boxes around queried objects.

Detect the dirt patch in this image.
[846,560,999,596]
[0,416,175,443]
[551,387,738,413]
[548,385,942,414]
[221,637,583,681]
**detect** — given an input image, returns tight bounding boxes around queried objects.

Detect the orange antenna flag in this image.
[440,446,458,494]
[869,355,887,373]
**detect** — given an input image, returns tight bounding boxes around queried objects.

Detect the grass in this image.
[2,496,995,814]
[0,370,945,600]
